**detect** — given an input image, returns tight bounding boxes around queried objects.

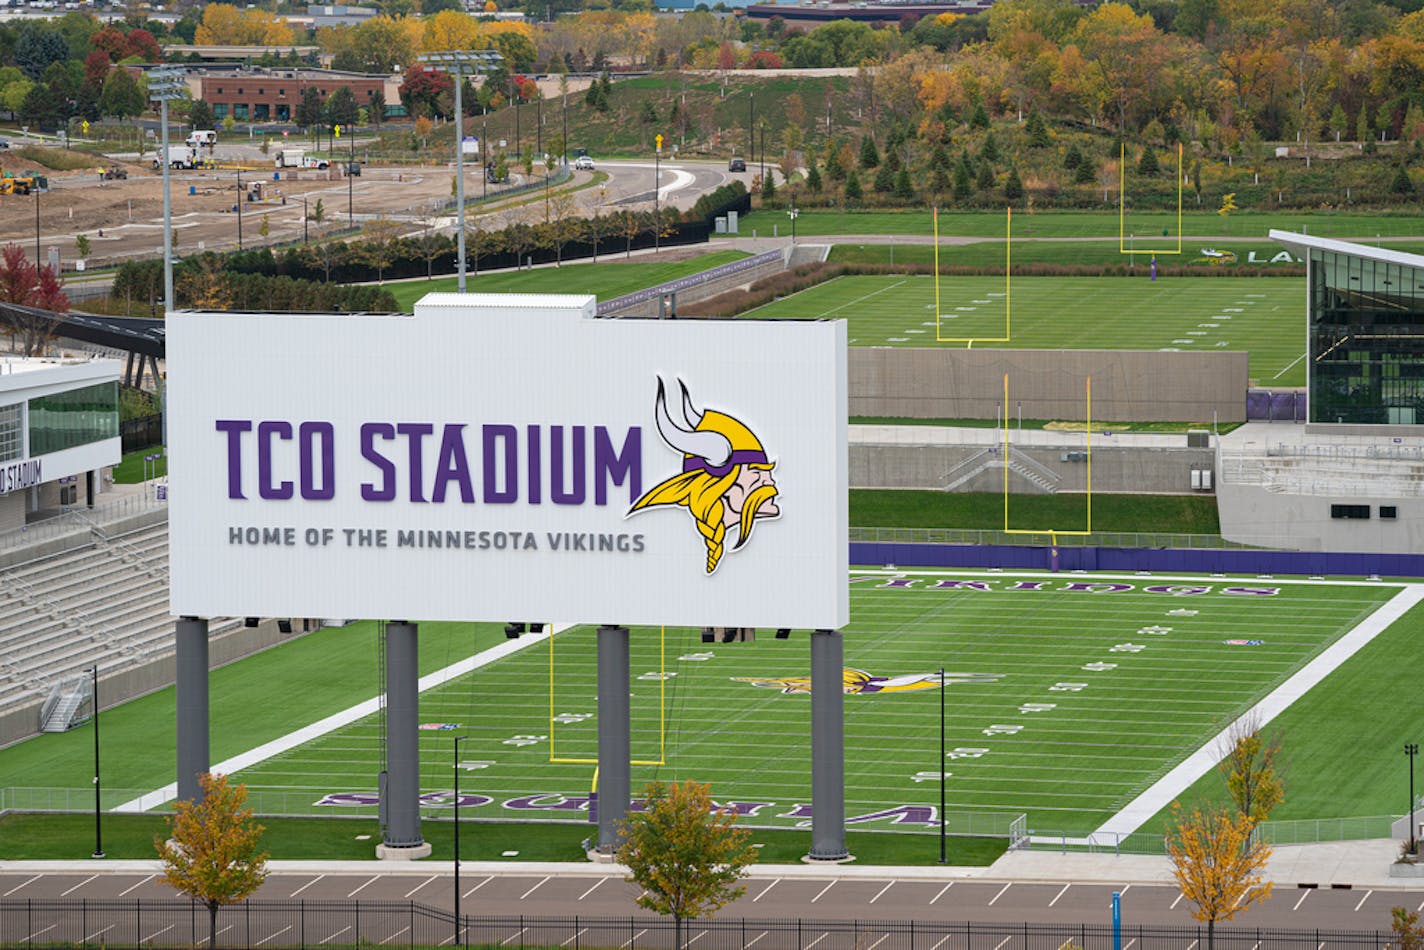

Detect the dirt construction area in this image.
[0,148,534,272]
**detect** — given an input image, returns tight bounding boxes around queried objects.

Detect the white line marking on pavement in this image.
[320,926,351,945]
[1171,893,1184,910]
[463,876,492,899]
[1049,884,1070,907]
[1294,890,1311,910]
[620,929,648,948]
[805,934,829,949]
[520,877,550,900]
[811,881,836,903]
[561,929,590,947]
[685,931,706,947]
[501,928,527,946]
[745,931,769,949]
[347,876,378,898]
[404,876,437,899]
[1120,884,1131,897]
[752,879,779,902]
[25,926,55,943]
[1355,890,1372,912]
[115,629,559,812]
[928,936,953,950]
[868,881,894,904]
[1095,585,1424,839]
[988,883,1011,906]
[929,882,952,904]
[141,925,173,944]
[256,925,292,946]
[993,938,1011,950]
[84,925,114,942]
[290,875,323,897]
[1124,940,1137,950]
[866,934,890,950]
[61,875,97,896]
[1417,895,1424,913]
[579,878,605,900]
[119,875,154,897]
[4,875,40,896]
[382,926,410,945]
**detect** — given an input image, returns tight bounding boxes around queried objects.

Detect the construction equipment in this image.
[101,166,127,180]
[0,172,47,195]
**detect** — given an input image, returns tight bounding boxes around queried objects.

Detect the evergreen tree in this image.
[886,149,901,172]
[953,154,973,201]
[761,169,776,200]
[640,100,658,124]
[189,99,215,131]
[1074,156,1097,184]
[969,102,989,130]
[930,143,949,170]
[859,134,880,169]
[1063,143,1083,170]
[1328,103,1348,142]
[844,169,862,202]
[976,158,995,190]
[1392,164,1415,195]
[931,165,951,196]
[1004,165,1024,201]
[894,167,915,200]
[1356,105,1370,144]
[1025,110,1049,147]
[980,132,1000,164]
[805,158,822,193]
[873,163,894,193]
[1138,146,1160,177]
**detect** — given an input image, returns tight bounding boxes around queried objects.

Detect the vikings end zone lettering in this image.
[167,294,848,628]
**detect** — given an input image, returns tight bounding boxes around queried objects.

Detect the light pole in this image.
[419,50,504,294]
[1408,743,1420,854]
[147,66,185,315]
[236,166,244,250]
[653,134,662,256]
[90,665,103,859]
[303,195,308,244]
[788,201,798,244]
[453,734,469,946]
[348,137,355,225]
[938,666,946,864]
[747,92,754,163]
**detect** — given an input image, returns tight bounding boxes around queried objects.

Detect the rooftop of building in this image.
[1270,229,1424,270]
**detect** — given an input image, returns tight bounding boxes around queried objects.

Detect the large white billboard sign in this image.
[168,294,847,628]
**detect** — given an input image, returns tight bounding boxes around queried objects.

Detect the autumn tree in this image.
[1165,802,1273,950]
[0,244,68,357]
[360,216,404,283]
[1218,718,1284,824]
[156,772,269,950]
[617,781,758,950]
[1395,906,1424,950]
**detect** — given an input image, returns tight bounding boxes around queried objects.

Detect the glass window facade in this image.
[0,403,20,462]
[1309,248,1424,424]
[28,382,118,456]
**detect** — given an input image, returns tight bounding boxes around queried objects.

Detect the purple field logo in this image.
[733,668,1003,695]
[1223,639,1266,646]
[418,723,462,731]
[629,379,780,575]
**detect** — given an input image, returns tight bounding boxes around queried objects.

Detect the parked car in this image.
[729,157,746,172]
[574,155,594,170]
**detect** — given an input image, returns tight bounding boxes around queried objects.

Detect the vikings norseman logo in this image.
[629,378,780,574]
[733,669,1003,695]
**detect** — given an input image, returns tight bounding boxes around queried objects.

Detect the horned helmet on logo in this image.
[629,378,779,574]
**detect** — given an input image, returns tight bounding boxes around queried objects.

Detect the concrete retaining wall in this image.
[1218,482,1424,554]
[601,250,787,318]
[850,349,1248,423]
[851,444,1216,493]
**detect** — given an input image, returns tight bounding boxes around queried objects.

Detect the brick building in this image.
[186,66,396,123]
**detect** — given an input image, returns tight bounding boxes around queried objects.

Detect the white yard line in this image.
[1272,352,1307,380]
[114,629,556,812]
[1094,585,1424,839]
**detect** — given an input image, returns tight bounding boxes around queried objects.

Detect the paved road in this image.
[1,863,1419,932]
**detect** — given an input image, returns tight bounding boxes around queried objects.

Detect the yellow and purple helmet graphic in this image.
[628,378,779,575]
[732,669,1004,695]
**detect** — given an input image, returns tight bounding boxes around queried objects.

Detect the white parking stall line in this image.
[289,875,323,897]
[993,938,1012,950]
[1124,940,1137,950]
[320,925,352,945]
[1119,884,1131,897]
[1355,890,1372,912]
[25,925,56,943]
[1294,890,1311,910]
[84,925,115,942]
[685,931,709,947]
[1417,894,1424,913]
[619,929,649,948]
[927,935,954,950]
[3,875,40,897]
[988,883,1011,906]
[811,881,837,903]
[119,874,155,897]
[463,876,493,899]
[346,876,378,898]
[868,881,895,904]
[60,875,98,897]
[1049,884,1070,907]
[579,878,605,900]
[520,877,550,900]
[382,926,411,945]
[256,925,292,946]
[745,931,770,949]
[751,879,779,902]
[561,928,590,947]
[1185,942,1198,950]
[501,927,529,946]
[805,933,830,949]
[865,934,891,950]
[140,924,173,944]
[929,882,953,904]
[1171,893,1185,910]
[404,875,438,899]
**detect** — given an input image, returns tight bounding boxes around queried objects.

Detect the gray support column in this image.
[379,621,429,857]
[809,628,849,861]
[175,616,209,803]
[596,624,631,852]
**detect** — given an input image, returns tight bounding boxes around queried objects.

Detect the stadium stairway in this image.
[0,517,245,745]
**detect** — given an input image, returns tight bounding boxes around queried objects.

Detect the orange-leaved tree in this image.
[1165,801,1273,950]
[616,780,758,950]
[156,772,269,950]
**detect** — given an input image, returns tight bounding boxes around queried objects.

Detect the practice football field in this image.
[223,571,1400,837]
[741,276,1305,388]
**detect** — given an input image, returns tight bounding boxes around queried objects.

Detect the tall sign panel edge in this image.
[167,296,847,629]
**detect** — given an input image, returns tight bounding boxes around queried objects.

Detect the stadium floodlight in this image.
[1408,742,1420,854]
[147,66,187,316]
[417,50,504,294]
[453,733,470,947]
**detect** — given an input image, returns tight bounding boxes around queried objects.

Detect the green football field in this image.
[741,275,1305,387]
[217,572,1397,837]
